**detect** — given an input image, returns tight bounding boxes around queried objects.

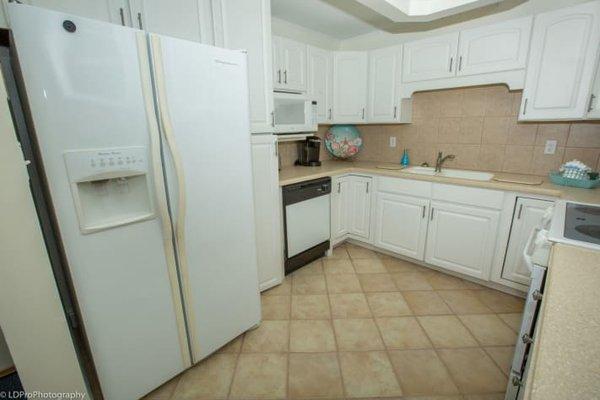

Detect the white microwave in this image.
[273,92,318,134]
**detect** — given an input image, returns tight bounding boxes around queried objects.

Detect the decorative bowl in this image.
[324,125,362,159]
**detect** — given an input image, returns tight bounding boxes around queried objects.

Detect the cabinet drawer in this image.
[378,176,432,198]
[432,183,504,209]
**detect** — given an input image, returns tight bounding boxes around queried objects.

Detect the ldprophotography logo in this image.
[0,392,86,400]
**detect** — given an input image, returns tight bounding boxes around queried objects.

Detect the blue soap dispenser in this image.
[401,149,410,167]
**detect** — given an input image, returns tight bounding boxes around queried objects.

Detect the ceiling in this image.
[271,0,527,39]
[271,0,378,39]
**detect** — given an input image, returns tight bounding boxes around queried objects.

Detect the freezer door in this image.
[149,34,261,362]
[8,4,189,399]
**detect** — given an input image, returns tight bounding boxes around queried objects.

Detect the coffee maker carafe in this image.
[296,137,322,166]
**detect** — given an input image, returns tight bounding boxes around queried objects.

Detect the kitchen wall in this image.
[278,85,600,176]
[353,85,600,176]
[278,125,332,168]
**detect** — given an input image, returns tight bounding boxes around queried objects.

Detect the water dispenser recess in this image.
[63,147,155,234]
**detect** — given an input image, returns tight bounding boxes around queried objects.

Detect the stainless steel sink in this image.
[404,166,494,181]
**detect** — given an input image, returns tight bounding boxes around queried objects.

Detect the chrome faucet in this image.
[435,152,455,172]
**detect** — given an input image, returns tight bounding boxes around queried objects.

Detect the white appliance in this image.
[282,177,331,273]
[505,206,553,400]
[548,200,600,251]
[273,92,318,134]
[8,4,261,400]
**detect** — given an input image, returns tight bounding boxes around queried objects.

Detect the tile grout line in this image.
[323,251,349,400]
[352,253,407,398]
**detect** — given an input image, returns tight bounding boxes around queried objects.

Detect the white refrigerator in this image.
[8,4,261,400]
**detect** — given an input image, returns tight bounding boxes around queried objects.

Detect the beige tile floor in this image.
[144,243,524,400]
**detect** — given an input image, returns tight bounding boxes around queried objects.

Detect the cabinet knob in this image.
[521,333,534,344]
[532,290,543,301]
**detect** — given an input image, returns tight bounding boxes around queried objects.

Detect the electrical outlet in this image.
[389,136,397,148]
[544,140,557,155]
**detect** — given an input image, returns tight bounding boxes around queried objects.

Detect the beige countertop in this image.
[525,243,600,400]
[279,160,600,204]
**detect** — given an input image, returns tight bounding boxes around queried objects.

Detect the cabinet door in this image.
[374,192,429,260]
[308,46,333,123]
[457,17,531,77]
[425,201,500,280]
[331,177,351,241]
[220,0,274,133]
[402,32,459,82]
[348,177,372,240]
[520,1,600,121]
[368,46,402,123]
[26,0,127,24]
[129,0,204,42]
[251,135,283,291]
[333,51,368,123]
[272,36,283,90]
[587,61,600,119]
[281,38,307,92]
[502,198,553,286]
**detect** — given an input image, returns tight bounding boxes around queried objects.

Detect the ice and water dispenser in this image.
[63,147,155,234]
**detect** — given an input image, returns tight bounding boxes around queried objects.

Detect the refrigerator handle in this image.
[135,33,193,367]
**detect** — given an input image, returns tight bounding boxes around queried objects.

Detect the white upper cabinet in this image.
[25,0,127,24]
[272,36,307,93]
[374,192,429,260]
[520,1,600,121]
[307,46,334,123]
[219,0,274,133]
[368,46,402,123]
[457,17,532,77]
[501,198,553,286]
[333,51,368,123]
[129,0,205,42]
[402,32,459,82]
[425,201,500,280]
[587,59,600,119]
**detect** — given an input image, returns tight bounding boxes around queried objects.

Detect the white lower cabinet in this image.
[331,175,372,242]
[251,135,283,291]
[374,192,429,260]
[425,201,500,280]
[501,197,553,286]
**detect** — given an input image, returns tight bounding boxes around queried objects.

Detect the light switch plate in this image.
[544,140,557,155]
[389,136,397,148]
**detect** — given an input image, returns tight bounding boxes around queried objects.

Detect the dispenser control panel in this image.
[63,147,154,234]
[64,147,148,183]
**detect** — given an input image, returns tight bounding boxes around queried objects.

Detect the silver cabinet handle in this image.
[449,57,453,72]
[393,106,397,119]
[137,12,143,29]
[337,182,341,193]
[422,205,426,219]
[362,108,365,119]
[119,7,125,26]
[430,207,434,221]
[366,182,369,193]
[284,70,287,84]
[532,290,543,301]
[523,98,528,115]
[458,56,463,71]
[588,94,596,112]
[521,333,534,344]
[271,111,275,127]
[275,141,278,157]
[329,108,332,120]
[517,204,523,219]
[277,69,281,84]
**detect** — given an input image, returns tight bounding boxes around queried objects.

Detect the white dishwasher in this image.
[282,177,331,274]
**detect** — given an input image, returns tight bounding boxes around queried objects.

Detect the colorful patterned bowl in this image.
[324,125,363,159]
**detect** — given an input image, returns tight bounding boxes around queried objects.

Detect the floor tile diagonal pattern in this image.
[143,243,524,400]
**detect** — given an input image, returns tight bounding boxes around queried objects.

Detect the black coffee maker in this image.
[296,137,322,166]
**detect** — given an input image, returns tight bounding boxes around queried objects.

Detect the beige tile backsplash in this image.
[278,85,600,176]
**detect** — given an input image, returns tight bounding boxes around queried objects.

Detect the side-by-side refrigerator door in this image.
[148,33,261,362]
[8,4,190,399]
